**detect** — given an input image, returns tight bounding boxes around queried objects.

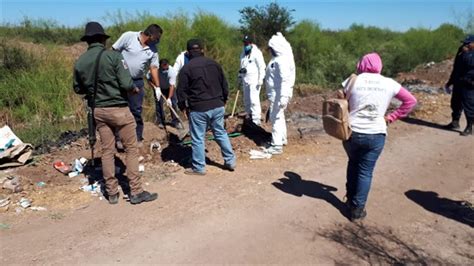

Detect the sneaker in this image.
[223,164,235,172]
[108,193,119,205]
[158,123,165,129]
[264,145,283,155]
[130,191,158,204]
[350,207,367,222]
[137,141,144,148]
[184,169,206,176]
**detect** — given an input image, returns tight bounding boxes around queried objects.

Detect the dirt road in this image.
[1,114,473,264]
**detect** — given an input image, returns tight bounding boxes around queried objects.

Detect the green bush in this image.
[0,17,82,45]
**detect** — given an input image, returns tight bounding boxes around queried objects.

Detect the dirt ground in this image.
[1,60,473,264]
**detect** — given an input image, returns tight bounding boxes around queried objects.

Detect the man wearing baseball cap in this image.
[238,35,266,125]
[177,39,236,175]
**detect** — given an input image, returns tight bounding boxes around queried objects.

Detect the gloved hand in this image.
[237,76,243,88]
[154,86,162,100]
[279,96,289,109]
[166,98,172,107]
[257,79,264,86]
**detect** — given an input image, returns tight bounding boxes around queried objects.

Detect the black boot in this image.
[443,120,460,130]
[460,120,473,136]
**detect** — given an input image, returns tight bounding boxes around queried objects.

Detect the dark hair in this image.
[144,24,163,38]
[159,58,169,65]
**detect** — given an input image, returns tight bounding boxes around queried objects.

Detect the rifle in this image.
[87,49,105,166]
[86,98,97,166]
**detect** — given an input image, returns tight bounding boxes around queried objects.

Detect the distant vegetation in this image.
[0,4,470,145]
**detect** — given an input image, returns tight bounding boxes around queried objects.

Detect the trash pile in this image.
[0,125,33,169]
[0,173,47,213]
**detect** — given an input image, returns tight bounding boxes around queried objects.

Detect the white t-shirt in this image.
[112,31,159,79]
[173,51,187,76]
[342,73,401,134]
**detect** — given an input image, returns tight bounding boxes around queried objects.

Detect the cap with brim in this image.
[462,34,474,44]
[81,22,110,41]
[187,39,202,50]
[243,35,253,43]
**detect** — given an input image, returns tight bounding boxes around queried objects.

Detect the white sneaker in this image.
[264,145,283,155]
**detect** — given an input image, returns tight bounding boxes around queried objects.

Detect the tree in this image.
[239,2,295,46]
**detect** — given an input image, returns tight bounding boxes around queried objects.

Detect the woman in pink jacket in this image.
[342,53,417,221]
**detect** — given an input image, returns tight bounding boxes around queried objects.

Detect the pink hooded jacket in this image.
[356,53,417,123]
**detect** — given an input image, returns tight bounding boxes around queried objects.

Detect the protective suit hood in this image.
[268,32,293,58]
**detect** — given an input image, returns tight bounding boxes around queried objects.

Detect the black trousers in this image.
[461,87,474,121]
[450,86,463,121]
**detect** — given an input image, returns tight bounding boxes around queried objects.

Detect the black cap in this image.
[81,22,110,41]
[242,35,253,43]
[462,34,474,44]
[186,39,202,51]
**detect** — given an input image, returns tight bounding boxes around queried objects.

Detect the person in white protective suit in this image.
[264,32,296,155]
[238,35,266,125]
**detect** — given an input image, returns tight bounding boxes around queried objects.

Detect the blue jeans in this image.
[343,132,386,209]
[128,79,145,141]
[189,106,236,173]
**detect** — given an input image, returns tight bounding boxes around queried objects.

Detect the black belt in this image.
[99,103,128,108]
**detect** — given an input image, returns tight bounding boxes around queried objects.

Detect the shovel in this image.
[160,94,189,140]
[230,90,240,118]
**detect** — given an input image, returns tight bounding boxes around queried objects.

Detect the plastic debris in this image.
[36,181,46,187]
[53,161,72,175]
[164,160,179,167]
[19,197,31,209]
[2,176,23,193]
[68,171,80,178]
[79,157,88,165]
[0,197,10,208]
[30,206,47,211]
[73,159,84,173]
[0,223,10,230]
[80,182,101,196]
[138,164,145,172]
[249,149,272,159]
[149,140,161,153]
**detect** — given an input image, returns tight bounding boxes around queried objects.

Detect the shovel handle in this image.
[160,94,185,126]
[230,90,239,118]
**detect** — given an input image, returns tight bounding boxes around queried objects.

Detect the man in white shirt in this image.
[239,35,266,125]
[112,24,163,144]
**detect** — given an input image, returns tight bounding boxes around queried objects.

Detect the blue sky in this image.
[1,0,472,31]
